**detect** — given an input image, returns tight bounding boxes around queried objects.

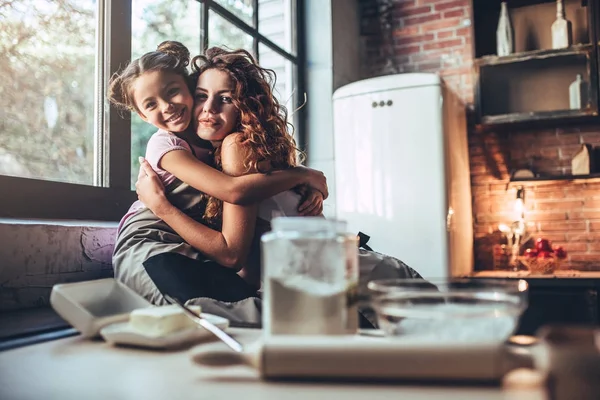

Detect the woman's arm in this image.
[136,134,261,270]
[158,149,328,205]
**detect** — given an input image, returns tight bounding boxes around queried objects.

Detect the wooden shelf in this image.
[509,173,600,183]
[472,0,599,127]
[480,109,598,126]
[504,174,600,189]
[471,270,600,279]
[475,44,594,67]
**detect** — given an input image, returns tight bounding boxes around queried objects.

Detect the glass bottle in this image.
[569,74,589,110]
[496,2,513,57]
[551,0,572,49]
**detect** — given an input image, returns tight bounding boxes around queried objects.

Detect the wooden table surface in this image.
[0,329,547,400]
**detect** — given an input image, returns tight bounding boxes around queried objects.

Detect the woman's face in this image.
[132,70,193,133]
[193,68,239,146]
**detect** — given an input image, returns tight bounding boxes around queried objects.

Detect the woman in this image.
[111,44,325,307]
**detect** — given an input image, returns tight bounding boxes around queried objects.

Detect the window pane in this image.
[209,9,254,53]
[0,0,96,185]
[258,43,297,135]
[214,0,254,27]
[130,0,201,188]
[258,0,295,54]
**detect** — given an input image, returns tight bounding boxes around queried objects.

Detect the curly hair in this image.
[107,41,193,114]
[191,47,303,224]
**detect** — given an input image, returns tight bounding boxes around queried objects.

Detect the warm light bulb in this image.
[514,198,524,215]
[514,186,526,220]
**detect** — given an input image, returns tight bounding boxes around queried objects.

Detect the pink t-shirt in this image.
[118,129,212,230]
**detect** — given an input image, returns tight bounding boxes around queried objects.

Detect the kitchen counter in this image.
[0,328,547,400]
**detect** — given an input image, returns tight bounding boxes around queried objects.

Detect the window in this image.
[130,0,303,189]
[0,0,303,220]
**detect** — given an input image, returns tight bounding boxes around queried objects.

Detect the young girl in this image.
[108,42,326,304]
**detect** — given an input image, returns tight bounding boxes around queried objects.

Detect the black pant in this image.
[143,252,258,303]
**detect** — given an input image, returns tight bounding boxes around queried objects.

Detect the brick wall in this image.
[360,0,600,271]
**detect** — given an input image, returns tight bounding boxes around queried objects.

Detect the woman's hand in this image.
[298,188,324,216]
[299,166,328,200]
[136,157,173,218]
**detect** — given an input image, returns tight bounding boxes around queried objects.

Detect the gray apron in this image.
[113,179,425,326]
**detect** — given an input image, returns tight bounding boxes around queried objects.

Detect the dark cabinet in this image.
[515,279,600,335]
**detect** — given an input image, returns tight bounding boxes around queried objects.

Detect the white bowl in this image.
[367,278,529,344]
[50,278,151,338]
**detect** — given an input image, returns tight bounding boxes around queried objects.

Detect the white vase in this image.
[569,74,589,110]
[496,2,513,56]
[552,0,572,49]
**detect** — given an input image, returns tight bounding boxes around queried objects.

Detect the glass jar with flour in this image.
[261,217,358,336]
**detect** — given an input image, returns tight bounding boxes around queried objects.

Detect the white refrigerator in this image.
[332,73,473,279]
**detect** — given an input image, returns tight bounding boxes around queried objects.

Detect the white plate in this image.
[100,313,230,349]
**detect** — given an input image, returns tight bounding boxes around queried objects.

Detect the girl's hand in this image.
[136,158,172,217]
[299,166,328,200]
[298,188,324,216]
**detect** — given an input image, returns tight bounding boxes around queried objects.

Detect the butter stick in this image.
[129,305,201,337]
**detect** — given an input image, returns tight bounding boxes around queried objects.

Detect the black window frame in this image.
[0,0,305,221]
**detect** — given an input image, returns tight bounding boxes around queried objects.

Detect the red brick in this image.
[570,211,600,220]
[490,202,513,214]
[434,0,468,11]
[394,33,435,45]
[534,200,583,211]
[438,65,471,75]
[531,191,566,200]
[421,18,462,32]
[473,203,492,215]
[569,254,600,262]
[552,242,589,252]
[417,60,442,71]
[395,45,421,55]
[584,200,600,208]
[568,233,600,241]
[538,221,586,231]
[437,30,455,39]
[584,182,600,191]
[588,243,600,251]
[564,189,595,199]
[536,134,581,146]
[395,26,420,36]
[410,52,443,63]
[397,5,432,17]
[581,132,600,143]
[423,38,463,51]
[470,164,487,175]
[474,225,493,235]
[526,212,568,221]
[475,213,513,224]
[456,27,471,37]
[444,9,465,18]
[403,13,442,26]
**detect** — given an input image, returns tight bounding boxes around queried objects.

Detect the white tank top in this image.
[258,191,301,221]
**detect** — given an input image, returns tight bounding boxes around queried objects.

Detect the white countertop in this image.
[0,329,547,400]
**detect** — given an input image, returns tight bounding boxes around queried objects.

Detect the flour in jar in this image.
[265,275,347,335]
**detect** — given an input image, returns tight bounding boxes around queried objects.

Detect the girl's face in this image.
[132,70,193,133]
[193,68,239,146]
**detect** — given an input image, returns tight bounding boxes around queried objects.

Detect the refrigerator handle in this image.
[446,207,454,232]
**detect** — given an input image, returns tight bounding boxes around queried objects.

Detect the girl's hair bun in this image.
[157,41,190,67]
